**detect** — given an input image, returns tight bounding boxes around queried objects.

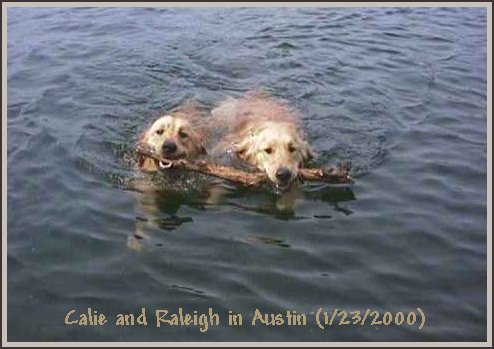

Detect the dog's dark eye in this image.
[156,129,164,135]
[178,129,188,138]
[288,144,297,153]
[264,147,273,154]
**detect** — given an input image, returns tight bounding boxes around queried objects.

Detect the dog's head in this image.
[233,120,315,190]
[138,110,206,172]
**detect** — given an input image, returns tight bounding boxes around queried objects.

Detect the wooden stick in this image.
[136,145,353,186]
[299,166,353,184]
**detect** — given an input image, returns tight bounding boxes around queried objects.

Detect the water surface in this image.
[7,7,487,341]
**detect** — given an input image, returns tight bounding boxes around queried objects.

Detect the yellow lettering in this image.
[64,310,77,325]
[115,314,125,326]
[155,310,169,328]
[251,308,263,325]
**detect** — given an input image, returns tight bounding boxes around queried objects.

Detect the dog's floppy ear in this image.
[300,139,316,163]
[231,136,253,162]
[190,130,207,157]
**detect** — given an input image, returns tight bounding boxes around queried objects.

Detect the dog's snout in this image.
[275,167,292,183]
[162,140,177,154]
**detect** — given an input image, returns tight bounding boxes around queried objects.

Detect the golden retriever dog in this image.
[137,101,208,172]
[129,101,212,251]
[212,92,315,191]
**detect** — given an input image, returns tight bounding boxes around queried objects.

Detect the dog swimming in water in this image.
[130,100,212,251]
[137,101,208,172]
[212,91,315,191]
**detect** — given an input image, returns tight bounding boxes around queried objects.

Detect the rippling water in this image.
[7,7,487,341]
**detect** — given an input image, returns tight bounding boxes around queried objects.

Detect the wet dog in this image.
[212,92,315,191]
[130,101,213,251]
[137,101,208,172]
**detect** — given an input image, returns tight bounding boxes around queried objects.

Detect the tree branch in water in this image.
[136,145,353,187]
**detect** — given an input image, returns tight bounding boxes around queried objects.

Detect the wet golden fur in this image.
[212,92,315,188]
[131,101,222,251]
[137,102,208,172]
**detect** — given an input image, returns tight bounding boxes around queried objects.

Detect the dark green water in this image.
[7,7,487,341]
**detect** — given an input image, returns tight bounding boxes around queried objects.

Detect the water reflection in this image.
[126,174,356,252]
[126,174,200,250]
[225,183,356,219]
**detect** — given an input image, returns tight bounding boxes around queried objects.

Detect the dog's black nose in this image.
[276,167,292,183]
[162,140,177,155]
